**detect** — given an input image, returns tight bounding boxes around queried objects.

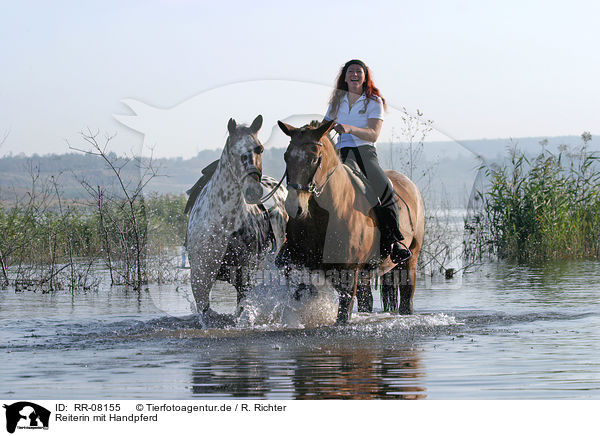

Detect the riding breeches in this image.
[339,145,403,242]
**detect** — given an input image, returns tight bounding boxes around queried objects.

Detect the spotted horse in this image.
[185,115,287,323]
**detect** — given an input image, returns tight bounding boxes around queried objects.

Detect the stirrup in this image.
[391,241,411,264]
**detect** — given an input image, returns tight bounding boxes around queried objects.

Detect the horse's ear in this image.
[227,118,237,135]
[250,115,263,133]
[314,119,336,139]
[278,121,297,137]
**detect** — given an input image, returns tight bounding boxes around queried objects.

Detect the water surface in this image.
[1,260,599,399]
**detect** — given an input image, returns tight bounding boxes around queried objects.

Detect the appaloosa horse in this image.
[277,119,425,323]
[186,115,287,317]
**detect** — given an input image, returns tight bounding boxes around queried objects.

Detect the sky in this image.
[1,0,599,158]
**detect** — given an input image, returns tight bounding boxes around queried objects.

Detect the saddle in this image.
[342,161,389,217]
[342,161,410,245]
[184,159,219,214]
[342,160,369,198]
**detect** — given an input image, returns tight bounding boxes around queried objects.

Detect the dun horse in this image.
[277,119,424,323]
[186,115,287,318]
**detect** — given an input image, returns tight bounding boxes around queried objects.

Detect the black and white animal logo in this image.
[3,402,50,434]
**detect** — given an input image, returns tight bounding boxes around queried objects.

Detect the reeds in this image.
[466,133,600,262]
[0,162,188,291]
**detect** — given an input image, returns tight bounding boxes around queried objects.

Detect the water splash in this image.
[346,312,461,338]
[237,266,338,329]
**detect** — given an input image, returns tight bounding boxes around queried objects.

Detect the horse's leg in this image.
[188,234,229,314]
[356,270,373,313]
[335,268,358,324]
[234,265,250,306]
[381,266,399,312]
[275,241,292,268]
[399,255,418,315]
[337,293,352,324]
[190,265,211,313]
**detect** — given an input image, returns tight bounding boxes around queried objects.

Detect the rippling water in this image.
[1,260,599,399]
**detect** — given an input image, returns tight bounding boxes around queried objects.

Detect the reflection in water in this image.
[292,346,426,399]
[3,260,599,399]
[191,349,269,398]
[189,342,426,399]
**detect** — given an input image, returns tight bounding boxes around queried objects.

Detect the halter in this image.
[285,141,339,197]
[224,136,262,188]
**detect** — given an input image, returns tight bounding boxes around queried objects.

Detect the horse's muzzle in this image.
[242,171,263,204]
[246,170,261,181]
[242,167,261,183]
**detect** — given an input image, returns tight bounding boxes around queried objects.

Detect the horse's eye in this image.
[254,145,264,154]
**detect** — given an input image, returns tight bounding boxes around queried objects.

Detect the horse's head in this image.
[278,119,336,218]
[225,115,265,204]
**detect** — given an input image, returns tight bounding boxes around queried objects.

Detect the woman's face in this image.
[345,64,365,91]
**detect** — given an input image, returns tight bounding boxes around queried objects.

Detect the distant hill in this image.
[418,134,598,160]
[0,134,595,208]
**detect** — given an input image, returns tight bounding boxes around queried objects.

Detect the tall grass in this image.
[0,189,188,290]
[467,133,600,262]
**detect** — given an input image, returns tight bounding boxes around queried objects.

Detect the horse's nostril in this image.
[244,183,263,204]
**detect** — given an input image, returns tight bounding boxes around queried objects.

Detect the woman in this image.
[324,59,410,263]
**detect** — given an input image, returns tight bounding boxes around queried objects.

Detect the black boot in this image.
[391,241,412,264]
[373,204,412,263]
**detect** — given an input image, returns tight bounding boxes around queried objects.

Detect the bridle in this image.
[259,137,338,203]
[284,140,338,197]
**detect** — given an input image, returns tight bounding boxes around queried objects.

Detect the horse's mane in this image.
[304,120,337,156]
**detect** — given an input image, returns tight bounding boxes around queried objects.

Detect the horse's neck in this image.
[197,153,246,222]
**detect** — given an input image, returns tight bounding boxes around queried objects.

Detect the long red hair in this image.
[328,59,386,118]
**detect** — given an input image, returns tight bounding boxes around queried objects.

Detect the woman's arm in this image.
[333,118,382,143]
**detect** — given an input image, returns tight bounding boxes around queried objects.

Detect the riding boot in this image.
[373,201,411,264]
[391,241,412,264]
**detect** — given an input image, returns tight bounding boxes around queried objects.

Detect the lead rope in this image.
[259,170,286,203]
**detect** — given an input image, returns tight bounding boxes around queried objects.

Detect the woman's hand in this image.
[333,123,351,135]
[333,119,382,143]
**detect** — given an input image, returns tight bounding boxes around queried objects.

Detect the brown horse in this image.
[277,119,425,323]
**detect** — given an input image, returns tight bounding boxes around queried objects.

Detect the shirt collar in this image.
[342,92,366,104]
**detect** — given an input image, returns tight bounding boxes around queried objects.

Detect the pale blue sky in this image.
[1,0,599,157]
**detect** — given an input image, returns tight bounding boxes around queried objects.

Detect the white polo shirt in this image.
[324,93,384,149]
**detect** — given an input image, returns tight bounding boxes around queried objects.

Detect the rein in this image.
[395,191,414,232]
[260,170,286,203]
